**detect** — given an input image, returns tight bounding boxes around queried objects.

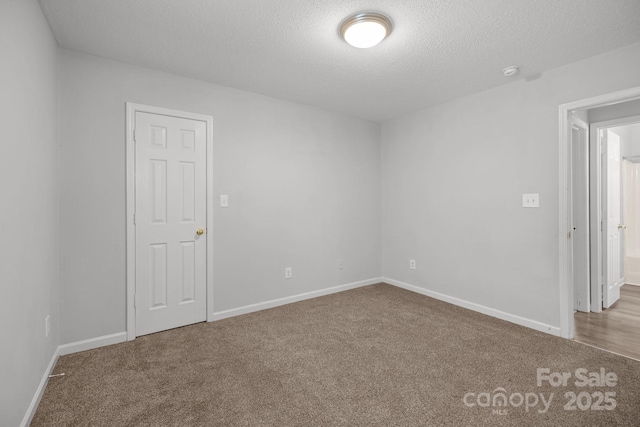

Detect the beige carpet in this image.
[33,284,640,426]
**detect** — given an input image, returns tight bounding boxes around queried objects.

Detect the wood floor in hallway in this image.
[574,284,640,361]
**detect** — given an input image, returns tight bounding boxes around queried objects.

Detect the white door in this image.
[571,119,590,312]
[602,129,624,309]
[135,112,207,336]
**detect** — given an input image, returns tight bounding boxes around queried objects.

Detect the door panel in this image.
[150,243,168,308]
[135,112,207,336]
[602,129,623,308]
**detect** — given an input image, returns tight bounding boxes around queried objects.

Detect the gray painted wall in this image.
[589,98,640,123]
[0,0,60,425]
[612,123,640,158]
[381,42,640,329]
[628,124,640,157]
[58,49,382,344]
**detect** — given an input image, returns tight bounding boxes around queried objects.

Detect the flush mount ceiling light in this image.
[340,12,392,49]
[502,66,519,77]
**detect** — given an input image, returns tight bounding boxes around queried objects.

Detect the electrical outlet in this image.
[45,315,50,338]
[338,260,344,270]
[285,267,292,279]
[522,193,540,208]
[409,259,416,270]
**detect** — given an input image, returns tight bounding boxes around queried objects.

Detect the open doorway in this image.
[561,93,640,360]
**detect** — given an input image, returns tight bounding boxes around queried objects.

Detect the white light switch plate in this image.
[220,194,229,208]
[523,193,539,208]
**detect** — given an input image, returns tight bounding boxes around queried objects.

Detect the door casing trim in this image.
[125,102,214,341]
[570,115,590,314]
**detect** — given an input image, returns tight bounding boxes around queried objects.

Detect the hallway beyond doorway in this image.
[574,284,640,360]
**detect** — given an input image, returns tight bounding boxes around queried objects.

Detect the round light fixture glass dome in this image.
[340,13,392,49]
[502,66,519,77]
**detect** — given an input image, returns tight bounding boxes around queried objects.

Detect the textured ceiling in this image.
[39,0,640,122]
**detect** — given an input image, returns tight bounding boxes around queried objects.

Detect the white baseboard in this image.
[58,331,127,356]
[20,346,60,427]
[21,332,127,426]
[211,277,382,321]
[23,277,556,425]
[625,282,640,287]
[383,278,561,337]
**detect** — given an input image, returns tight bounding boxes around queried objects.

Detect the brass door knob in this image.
[618,224,627,230]
[196,228,204,235]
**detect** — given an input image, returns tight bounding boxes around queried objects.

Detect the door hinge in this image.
[133,213,136,225]
[133,129,137,142]
[567,231,571,239]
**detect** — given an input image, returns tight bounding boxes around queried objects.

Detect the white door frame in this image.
[558,86,640,339]
[570,116,590,313]
[126,102,214,341]
[588,120,604,314]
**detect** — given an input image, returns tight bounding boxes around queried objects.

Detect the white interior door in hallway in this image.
[135,111,207,336]
[602,129,624,308]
